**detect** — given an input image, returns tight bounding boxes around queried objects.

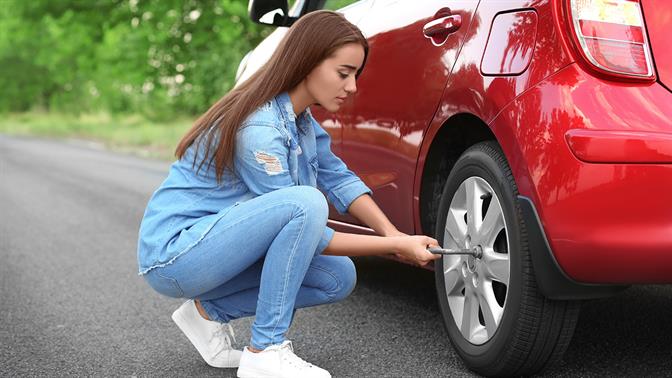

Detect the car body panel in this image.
[416,0,573,233]
[326,0,481,232]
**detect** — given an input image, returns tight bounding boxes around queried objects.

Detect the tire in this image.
[434,141,580,376]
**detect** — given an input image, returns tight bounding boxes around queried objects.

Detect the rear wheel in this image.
[434,141,580,376]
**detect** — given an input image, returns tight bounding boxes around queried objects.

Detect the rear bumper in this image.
[494,63,672,285]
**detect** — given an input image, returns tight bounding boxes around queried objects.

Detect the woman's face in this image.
[305,43,365,112]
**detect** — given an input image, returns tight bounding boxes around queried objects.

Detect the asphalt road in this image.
[1,134,671,377]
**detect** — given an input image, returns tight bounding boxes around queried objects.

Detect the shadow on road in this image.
[352,256,439,310]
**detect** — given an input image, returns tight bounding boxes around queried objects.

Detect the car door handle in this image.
[423,14,462,37]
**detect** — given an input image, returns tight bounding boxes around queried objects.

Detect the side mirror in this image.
[249,0,297,26]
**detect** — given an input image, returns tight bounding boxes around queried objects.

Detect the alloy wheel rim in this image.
[442,176,510,345]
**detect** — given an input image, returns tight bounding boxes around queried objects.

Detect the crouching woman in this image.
[137,10,439,378]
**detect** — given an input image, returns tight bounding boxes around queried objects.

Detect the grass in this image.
[0,112,194,160]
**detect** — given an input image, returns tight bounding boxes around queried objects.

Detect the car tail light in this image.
[567,0,654,80]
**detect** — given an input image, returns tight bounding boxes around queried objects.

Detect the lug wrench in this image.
[427,246,482,258]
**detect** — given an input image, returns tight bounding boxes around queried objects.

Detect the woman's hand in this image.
[391,235,441,267]
[381,228,440,266]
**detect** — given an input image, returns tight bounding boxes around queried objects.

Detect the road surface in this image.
[1,135,670,377]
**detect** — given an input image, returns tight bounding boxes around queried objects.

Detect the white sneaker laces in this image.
[210,322,236,358]
[279,341,313,368]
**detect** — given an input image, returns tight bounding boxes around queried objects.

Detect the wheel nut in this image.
[474,245,484,259]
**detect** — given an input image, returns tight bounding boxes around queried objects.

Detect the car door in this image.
[309,0,376,224]
[334,0,481,232]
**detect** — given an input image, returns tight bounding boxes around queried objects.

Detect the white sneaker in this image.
[171,299,242,368]
[236,340,331,378]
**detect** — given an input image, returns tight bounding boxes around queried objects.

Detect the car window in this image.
[323,0,361,11]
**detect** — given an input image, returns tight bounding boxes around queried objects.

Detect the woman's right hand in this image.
[392,235,441,267]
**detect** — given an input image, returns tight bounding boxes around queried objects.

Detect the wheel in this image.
[434,141,580,376]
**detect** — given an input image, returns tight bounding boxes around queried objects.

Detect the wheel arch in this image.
[418,113,497,238]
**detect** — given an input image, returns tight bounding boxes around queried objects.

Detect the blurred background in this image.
[0,0,349,159]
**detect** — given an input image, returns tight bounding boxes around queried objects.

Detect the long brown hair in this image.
[175,10,368,182]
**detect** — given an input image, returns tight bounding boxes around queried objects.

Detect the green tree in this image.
[0,0,272,118]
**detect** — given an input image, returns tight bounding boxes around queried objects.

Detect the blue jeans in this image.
[143,186,356,350]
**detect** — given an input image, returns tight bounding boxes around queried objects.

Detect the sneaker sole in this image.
[237,365,332,378]
[237,366,283,378]
[171,306,240,368]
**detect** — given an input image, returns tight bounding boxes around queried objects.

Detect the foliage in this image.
[0,0,273,119]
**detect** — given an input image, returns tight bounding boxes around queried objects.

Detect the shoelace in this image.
[278,341,313,368]
[210,323,236,359]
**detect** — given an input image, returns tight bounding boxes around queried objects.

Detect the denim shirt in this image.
[137,91,372,275]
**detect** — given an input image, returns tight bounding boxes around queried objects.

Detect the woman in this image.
[137,10,439,378]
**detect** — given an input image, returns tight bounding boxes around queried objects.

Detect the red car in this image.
[239,0,672,375]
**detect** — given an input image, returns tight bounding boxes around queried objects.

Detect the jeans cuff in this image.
[250,335,285,351]
[199,300,231,323]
